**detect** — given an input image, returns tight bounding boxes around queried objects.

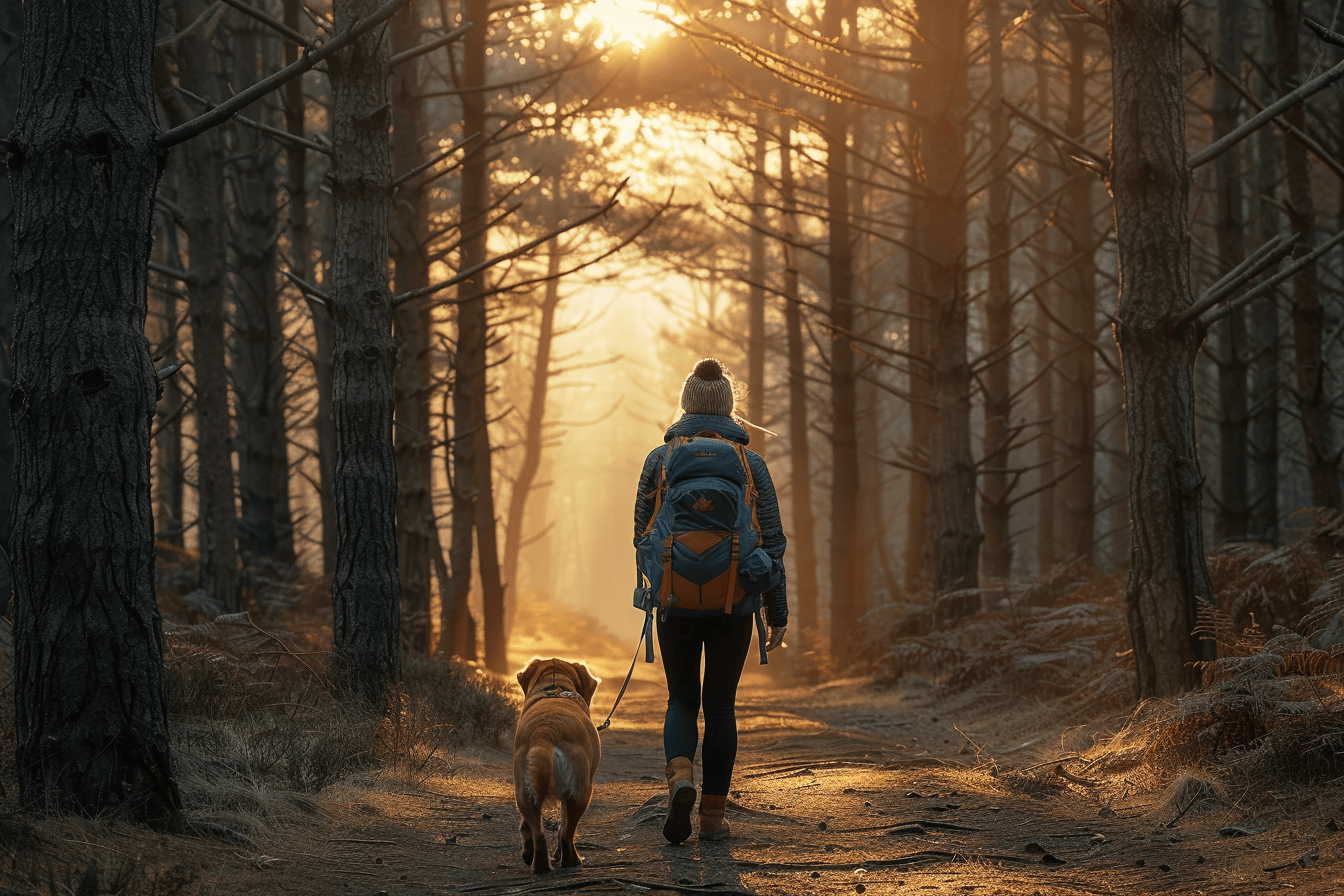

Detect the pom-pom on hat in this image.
[679,358,736,417]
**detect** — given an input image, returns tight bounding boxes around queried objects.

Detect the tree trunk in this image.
[502,243,561,636]
[447,0,507,672]
[0,0,19,560]
[747,123,766,426]
[1247,9,1281,541]
[231,21,297,572]
[391,0,435,654]
[164,0,240,612]
[329,0,401,699]
[151,219,186,546]
[778,120,820,638]
[1107,0,1216,698]
[282,0,334,579]
[823,0,861,662]
[1059,16,1097,564]
[980,0,1012,581]
[10,0,181,822]
[1031,35,1056,573]
[915,0,980,592]
[1211,0,1248,544]
[1275,0,1340,510]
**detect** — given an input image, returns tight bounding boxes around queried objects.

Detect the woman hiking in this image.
[633,358,789,844]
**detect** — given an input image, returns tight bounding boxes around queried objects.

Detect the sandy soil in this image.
[4,636,1344,895]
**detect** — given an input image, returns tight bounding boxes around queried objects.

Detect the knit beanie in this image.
[679,358,735,417]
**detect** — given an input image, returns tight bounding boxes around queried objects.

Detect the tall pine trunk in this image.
[10,0,181,821]
[165,0,240,612]
[391,0,436,653]
[231,22,297,572]
[778,120,820,638]
[0,0,18,560]
[915,0,980,591]
[151,220,186,546]
[447,0,507,672]
[1275,0,1340,510]
[502,244,562,635]
[747,124,767,426]
[980,0,1013,580]
[823,0,861,661]
[1108,0,1215,698]
[1212,0,1248,544]
[1248,5,1281,542]
[329,0,401,699]
[1059,16,1097,563]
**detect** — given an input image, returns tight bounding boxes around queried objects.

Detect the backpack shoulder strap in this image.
[641,441,682,536]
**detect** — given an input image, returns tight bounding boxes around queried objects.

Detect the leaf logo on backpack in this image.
[634,433,777,613]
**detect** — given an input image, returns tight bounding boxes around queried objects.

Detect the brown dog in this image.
[513,657,601,873]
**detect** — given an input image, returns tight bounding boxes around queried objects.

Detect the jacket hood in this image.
[665,413,749,446]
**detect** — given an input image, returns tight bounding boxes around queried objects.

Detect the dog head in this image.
[516,657,600,705]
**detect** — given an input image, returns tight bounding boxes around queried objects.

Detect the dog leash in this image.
[596,605,655,731]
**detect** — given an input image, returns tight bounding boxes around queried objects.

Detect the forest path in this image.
[220,647,1344,896]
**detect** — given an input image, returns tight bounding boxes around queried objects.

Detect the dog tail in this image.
[523,742,586,805]
[522,742,555,807]
[550,746,581,801]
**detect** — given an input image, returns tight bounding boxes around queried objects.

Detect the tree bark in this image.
[1059,16,1097,564]
[163,0,240,612]
[151,218,186,546]
[391,0,435,654]
[1274,0,1340,511]
[231,21,297,572]
[1247,6,1280,543]
[1031,35,1056,573]
[9,0,181,821]
[446,0,507,672]
[747,123,767,426]
[282,0,335,579]
[915,0,980,592]
[1107,0,1216,698]
[0,0,19,561]
[329,0,401,699]
[823,0,862,661]
[778,120,820,637]
[502,242,561,639]
[980,0,1013,581]
[1211,0,1248,544]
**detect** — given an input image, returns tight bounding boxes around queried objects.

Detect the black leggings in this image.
[657,612,754,796]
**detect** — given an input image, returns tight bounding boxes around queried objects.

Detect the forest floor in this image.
[4,621,1344,896]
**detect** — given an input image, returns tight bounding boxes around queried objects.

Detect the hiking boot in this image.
[663,757,696,844]
[697,793,730,841]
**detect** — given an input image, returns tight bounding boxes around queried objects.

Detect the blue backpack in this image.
[635,433,778,613]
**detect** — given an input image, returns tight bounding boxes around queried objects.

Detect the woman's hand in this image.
[766,625,787,652]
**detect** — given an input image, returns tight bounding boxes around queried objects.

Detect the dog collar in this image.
[539,683,580,700]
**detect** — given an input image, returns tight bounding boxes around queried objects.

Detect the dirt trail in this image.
[199,645,1344,896]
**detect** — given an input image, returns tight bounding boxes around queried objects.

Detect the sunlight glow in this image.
[571,0,676,52]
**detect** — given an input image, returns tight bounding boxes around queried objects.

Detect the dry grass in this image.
[0,562,519,895]
[864,560,1132,711]
[864,516,1344,818]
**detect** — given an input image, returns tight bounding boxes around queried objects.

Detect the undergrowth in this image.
[870,512,1344,809]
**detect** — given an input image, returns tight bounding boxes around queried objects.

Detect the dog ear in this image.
[573,663,600,704]
[517,657,544,694]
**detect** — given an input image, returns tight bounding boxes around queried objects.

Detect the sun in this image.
[571,0,676,52]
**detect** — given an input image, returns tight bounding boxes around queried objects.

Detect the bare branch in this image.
[393,180,627,308]
[1188,53,1344,170]
[1176,231,1298,327]
[390,21,472,68]
[219,0,308,46]
[1201,229,1344,327]
[159,0,423,149]
[1001,97,1108,174]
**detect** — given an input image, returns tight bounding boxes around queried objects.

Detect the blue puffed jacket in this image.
[633,414,788,625]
